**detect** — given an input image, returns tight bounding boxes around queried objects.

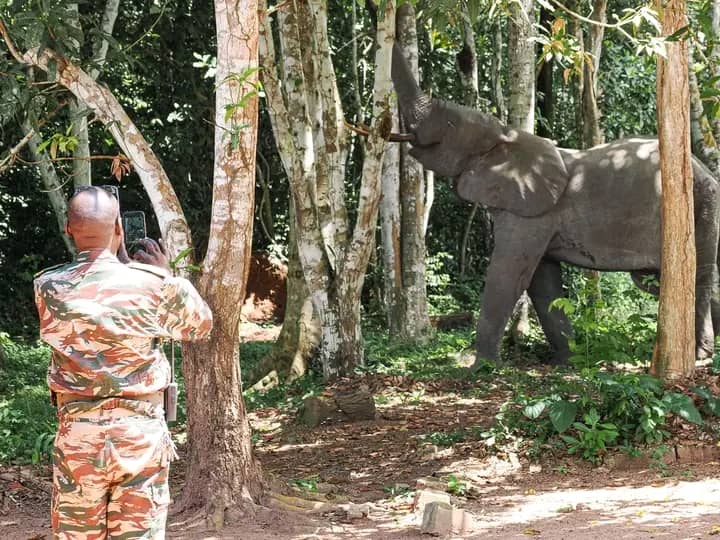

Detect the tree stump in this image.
[297,389,376,427]
[333,389,376,420]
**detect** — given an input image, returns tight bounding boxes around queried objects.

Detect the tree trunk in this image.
[689,49,720,174]
[261,0,394,378]
[70,101,92,187]
[180,0,264,524]
[581,0,606,149]
[22,121,75,255]
[69,0,121,188]
[380,2,431,342]
[711,0,720,146]
[507,0,536,339]
[507,0,536,132]
[536,7,554,139]
[651,0,696,380]
[253,200,319,383]
[457,1,479,108]
[490,20,507,123]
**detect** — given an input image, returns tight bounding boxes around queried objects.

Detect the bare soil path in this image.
[3,329,720,539]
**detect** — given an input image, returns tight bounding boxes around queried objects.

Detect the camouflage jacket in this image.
[33,249,213,397]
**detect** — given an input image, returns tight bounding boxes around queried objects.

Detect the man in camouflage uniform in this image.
[34,186,213,539]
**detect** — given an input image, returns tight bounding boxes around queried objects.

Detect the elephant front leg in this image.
[473,218,554,369]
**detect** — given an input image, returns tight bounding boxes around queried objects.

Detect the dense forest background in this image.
[0,0,666,340]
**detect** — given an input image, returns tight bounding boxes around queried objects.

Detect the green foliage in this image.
[554,270,657,370]
[560,408,619,464]
[497,367,708,464]
[290,476,319,493]
[445,474,468,496]
[364,327,475,379]
[0,336,56,464]
[599,41,657,140]
[421,430,466,447]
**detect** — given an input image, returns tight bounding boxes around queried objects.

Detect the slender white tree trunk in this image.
[18,47,192,260]
[507,0,536,339]
[261,0,394,377]
[22,122,75,255]
[380,2,431,341]
[507,0,535,132]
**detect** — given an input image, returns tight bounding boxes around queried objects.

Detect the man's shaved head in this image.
[66,187,121,252]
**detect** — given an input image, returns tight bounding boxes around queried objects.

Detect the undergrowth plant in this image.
[491,271,719,464]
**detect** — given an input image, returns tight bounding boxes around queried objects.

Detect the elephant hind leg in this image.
[630,271,659,296]
[527,259,573,365]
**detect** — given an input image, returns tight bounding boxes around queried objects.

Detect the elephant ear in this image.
[455,131,569,217]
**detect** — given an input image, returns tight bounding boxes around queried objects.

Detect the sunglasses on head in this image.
[72,185,119,200]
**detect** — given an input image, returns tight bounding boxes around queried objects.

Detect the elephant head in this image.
[391,44,570,217]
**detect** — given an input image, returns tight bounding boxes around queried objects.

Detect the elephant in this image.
[390,43,720,368]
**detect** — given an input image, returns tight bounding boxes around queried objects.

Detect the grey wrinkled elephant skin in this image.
[391,43,720,367]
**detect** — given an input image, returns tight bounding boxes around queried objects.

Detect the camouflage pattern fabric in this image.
[34,249,213,397]
[34,248,213,539]
[53,399,176,539]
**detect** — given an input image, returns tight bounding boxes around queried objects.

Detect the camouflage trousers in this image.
[52,398,177,540]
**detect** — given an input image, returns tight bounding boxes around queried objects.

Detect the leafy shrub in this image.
[0,337,56,464]
[554,270,657,369]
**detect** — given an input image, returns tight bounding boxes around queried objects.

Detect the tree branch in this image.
[0,26,192,262]
[0,129,36,172]
[0,18,26,64]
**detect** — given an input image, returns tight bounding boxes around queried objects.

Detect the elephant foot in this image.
[544,348,571,367]
[696,344,714,362]
[471,349,503,372]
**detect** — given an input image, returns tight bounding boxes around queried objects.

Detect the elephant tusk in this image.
[387,132,415,142]
[344,120,415,143]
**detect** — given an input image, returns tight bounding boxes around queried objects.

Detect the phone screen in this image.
[122,211,147,254]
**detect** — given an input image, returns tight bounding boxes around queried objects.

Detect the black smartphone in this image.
[122,211,147,255]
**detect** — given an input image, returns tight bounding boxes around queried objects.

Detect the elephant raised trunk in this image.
[391,43,431,132]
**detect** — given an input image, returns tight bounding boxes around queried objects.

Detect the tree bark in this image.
[581,0,606,148]
[507,0,536,339]
[253,200,319,383]
[651,0,696,380]
[380,2,431,341]
[180,0,264,524]
[507,0,536,132]
[261,0,394,378]
[22,121,75,255]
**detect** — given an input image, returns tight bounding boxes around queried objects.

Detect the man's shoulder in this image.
[33,262,70,282]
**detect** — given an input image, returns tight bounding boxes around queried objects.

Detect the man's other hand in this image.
[133,238,170,271]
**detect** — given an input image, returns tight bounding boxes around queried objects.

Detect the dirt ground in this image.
[3,326,720,539]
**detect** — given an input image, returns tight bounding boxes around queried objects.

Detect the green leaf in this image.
[549,400,577,433]
[523,400,547,419]
[691,387,720,417]
[663,393,703,425]
[170,247,194,268]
